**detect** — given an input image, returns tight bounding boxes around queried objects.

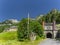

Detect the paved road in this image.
[39,38,60,45]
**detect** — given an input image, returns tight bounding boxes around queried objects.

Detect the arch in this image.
[46,32,52,38]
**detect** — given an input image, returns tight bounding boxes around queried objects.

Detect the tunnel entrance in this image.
[46,32,52,38]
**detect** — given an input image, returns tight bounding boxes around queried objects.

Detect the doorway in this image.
[46,32,52,38]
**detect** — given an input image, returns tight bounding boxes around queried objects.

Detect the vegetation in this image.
[0,39,43,45]
[0,18,44,45]
[36,9,60,24]
[0,31,43,45]
[0,26,5,33]
[0,24,11,33]
[17,18,44,41]
[0,20,18,33]
[0,31,17,40]
[1,9,60,44]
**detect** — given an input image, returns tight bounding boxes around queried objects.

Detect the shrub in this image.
[0,25,10,33]
[17,18,44,41]
[0,26,4,33]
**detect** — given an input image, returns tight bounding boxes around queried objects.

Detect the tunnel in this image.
[46,32,52,38]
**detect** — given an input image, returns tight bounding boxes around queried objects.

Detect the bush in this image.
[0,26,4,33]
[0,25,11,33]
[17,18,44,41]
[29,20,44,37]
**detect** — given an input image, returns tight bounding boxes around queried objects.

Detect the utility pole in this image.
[27,13,29,38]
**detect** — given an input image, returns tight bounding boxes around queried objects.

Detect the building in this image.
[42,21,59,39]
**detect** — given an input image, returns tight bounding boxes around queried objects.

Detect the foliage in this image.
[0,26,5,33]
[17,19,28,41]
[17,18,44,41]
[0,31,44,45]
[0,25,11,33]
[29,20,44,37]
[36,9,60,23]
[36,15,45,24]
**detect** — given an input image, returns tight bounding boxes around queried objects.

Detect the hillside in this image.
[0,31,43,45]
[0,19,19,33]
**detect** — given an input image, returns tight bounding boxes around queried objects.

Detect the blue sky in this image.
[0,0,60,22]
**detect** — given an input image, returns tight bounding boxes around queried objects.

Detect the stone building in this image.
[42,21,59,39]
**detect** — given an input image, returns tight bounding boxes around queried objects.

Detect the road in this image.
[38,38,60,45]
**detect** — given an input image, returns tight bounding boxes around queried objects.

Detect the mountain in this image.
[0,19,19,32]
[2,19,19,24]
[6,19,19,24]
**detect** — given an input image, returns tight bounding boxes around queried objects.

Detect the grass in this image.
[0,31,17,40]
[0,31,44,45]
[0,38,43,45]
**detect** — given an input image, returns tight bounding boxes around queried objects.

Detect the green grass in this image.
[0,31,44,45]
[0,31,17,40]
[0,38,43,45]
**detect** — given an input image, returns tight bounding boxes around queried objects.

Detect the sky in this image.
[0,0,60,22]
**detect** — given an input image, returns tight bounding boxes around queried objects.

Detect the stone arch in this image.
[46,32,52,38]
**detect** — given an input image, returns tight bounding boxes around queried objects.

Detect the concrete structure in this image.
[42,21,58,39]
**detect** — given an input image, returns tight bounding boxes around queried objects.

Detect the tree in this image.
[36,15,45,24]
[17,18,44,41]
[36,9,60,23]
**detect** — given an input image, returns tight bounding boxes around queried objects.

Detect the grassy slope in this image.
[0,31,17,40]
[0,31,43,45]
